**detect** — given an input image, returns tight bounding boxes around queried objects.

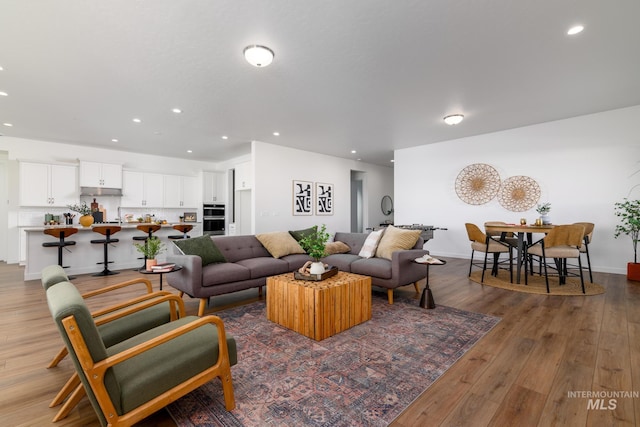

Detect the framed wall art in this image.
[315,182,334,215]
[292,180,313,215]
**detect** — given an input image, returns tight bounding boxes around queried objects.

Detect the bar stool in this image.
[133,224,161,269]
[168,224,193,240]
[42,228,78,274]
[90,225,121,276]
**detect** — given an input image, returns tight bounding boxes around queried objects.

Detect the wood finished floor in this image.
[0,259,638,426]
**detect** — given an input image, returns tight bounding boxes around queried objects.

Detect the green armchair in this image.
[46,280,236,426]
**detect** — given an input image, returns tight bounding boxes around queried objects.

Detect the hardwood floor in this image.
[0,259,638,426]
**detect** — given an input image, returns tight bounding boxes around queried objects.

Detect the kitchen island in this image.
[24,223,202,281]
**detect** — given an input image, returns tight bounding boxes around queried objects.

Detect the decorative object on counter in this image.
[134,235,166,271]
[67,202,94,227]
[498,175,541,212]
[455,163,501,205]
[536,202,552,224]
[90,198,99,212]
[298,224,330,274]
[614,198,640,281]
[183,212,197,222]
[63,212,75,225]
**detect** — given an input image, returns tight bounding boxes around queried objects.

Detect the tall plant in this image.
[614,198,640,263]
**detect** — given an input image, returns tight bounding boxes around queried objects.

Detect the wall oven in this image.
[203,204,225,235]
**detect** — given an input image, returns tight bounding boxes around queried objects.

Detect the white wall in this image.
[253,141,394,235]
[394,105,640,275]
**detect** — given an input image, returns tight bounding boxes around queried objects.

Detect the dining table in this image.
[484,223,554,283]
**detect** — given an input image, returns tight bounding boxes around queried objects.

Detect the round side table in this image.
[138,265,182,290]
[413,257,446,309]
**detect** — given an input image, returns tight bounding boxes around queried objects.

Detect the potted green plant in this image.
[536,202,552,225]
[67,202,94,227]
[614,198,640,281]
[134,236,166,270]
[299,224,331,274]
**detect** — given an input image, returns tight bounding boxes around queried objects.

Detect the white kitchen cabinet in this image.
[19,162,78,207]
[164,175,199,208]
[121,171,164,207]
[79,161,122,188]
[203,171,227,204]
[234,162,252,190]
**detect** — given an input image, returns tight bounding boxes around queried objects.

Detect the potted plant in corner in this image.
[536,202,552,225]
[134,236,166,271]
[299,224,331,274]
[614,198,640,281]
[67,202,93,227]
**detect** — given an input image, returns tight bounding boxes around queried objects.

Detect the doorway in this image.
[350,170,365,233]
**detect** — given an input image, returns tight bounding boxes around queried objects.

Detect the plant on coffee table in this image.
[299,224,330,274]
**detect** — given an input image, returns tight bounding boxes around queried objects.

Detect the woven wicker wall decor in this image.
[498,175,541,212]
[455,163,501,205]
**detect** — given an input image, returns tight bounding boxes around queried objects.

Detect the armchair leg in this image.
[50,372,80,407]
[52,383,85,422]
[198,298,207,316]
[221,370,236,411]
[413,281,420,294]
[387,289,394,304]
[47,346,68,368]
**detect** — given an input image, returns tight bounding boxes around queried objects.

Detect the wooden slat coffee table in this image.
[266,271,372,341]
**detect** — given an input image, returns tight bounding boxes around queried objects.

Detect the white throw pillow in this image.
[358,229,385,259]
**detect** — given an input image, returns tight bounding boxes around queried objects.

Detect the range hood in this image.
[80,187,123,197]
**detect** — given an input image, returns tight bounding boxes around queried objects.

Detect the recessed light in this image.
[187,150,193,153]
[132,118,142,123]
[444,114,464,125]
[243,45,275,67]
[3,123,13,127]
[351,150,357,154]
[390,159,395,163]
[0,66,3,71]
[0,91,7,96]
[221,135,228,140]
[172,108,182,114]
[273,132,280,136]
[567,25,584,35]
[111,138,118,142]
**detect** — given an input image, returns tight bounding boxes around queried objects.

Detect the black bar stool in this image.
[133,224,161,269]
[90,225,121,276]
[42,227,78,277]
[168,224,193,240]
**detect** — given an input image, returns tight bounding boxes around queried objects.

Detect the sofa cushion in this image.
[281,253,314,271]
[256,231,305,258]
[358,229,385,259]
[351,257,393,279]
[173,235,226,266]
[375,225,422,260]
[202,262,251,286]
[322,253,362,271]
[236,257,290,279]
[325,241,351,255]
[288,226,317,242]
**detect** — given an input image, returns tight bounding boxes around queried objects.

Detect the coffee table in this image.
[266,271,372,341]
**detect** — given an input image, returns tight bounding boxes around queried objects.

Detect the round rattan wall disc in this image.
[498,175,541,212]
[455,163,501,205]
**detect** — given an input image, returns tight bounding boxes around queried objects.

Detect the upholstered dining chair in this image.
[525,224,586,293]
[46,281,236,426]
[573,222,595,282]
[465,223,513,283]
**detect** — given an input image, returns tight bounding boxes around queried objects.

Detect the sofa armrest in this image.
[391,248,430,283]
[165,254,203,296]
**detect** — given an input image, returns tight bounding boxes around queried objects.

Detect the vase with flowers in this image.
[67,202,94,227]
[536,202,552,225]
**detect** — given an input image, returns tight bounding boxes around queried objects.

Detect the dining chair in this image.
[465,223,513,283]
[573,222,595,282]
[525,224,586,293]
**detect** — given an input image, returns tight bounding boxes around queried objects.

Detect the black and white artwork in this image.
[292,180,313,215]
[316,182,334,215]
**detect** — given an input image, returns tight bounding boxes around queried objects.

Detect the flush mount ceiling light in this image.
[243,45,274,67]
[567,25,584,35]
[444,114,464,125]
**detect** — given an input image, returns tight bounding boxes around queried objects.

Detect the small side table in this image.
[138,265,182,290]
[414,257,446,309]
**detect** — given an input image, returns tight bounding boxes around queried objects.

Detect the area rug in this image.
[469,269,605,295]
[167,294,500,426]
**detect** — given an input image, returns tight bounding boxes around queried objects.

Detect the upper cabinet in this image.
[234,162,252,190]
[121,171,164,207]
[203,171,227,204]
[164,175,199,208]
[79,161,122,188]
[19,162,78,207]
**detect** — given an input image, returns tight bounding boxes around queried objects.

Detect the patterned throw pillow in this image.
[173,235,226,266]
[375,225,422,260]
[256,231,306,258]
[358,229,385,259]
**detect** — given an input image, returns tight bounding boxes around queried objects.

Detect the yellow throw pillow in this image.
[375,225,422,260]
[324,241,351,255]
[256,231,306,258]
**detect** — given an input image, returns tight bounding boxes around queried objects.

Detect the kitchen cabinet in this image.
[79,161,122,188]
[121,171,164,207]
[234,162,252,190]
[203,171,227,204]
[19,162,77,206]
[164,175,199,208]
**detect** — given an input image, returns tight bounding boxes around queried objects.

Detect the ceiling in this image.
[1,1,639,167]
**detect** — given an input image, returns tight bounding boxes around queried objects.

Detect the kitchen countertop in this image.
[22,222,200,231]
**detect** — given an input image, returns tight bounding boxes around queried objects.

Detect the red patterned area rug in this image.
[167,293,500,427]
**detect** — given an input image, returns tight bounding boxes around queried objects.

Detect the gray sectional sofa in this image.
[166,231,429,316]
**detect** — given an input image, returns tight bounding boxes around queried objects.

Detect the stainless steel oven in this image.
[203,204,225,235]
